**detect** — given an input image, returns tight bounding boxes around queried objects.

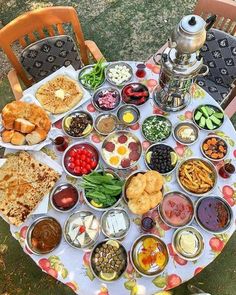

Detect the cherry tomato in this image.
[87,152,93,158]
[91,161,97,169]
[86,164,91,171]
[74,166,81,174]
[81,168,88,174]
[67,162,75,169]
[69,150,76,157]
[69,157,75,163]
[86,158,92,164]
[75,160,81,166]
[81,154,86,161]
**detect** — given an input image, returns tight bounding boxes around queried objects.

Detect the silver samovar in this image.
[153,15,216,112]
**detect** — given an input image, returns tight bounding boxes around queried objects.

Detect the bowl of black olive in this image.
[62,111,93,139]
[90,239,128,282]
[145,143,178,175]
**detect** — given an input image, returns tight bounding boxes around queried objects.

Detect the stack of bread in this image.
[1,101,51,146]
[126,170,164,215]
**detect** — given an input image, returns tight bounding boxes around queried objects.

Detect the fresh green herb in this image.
[79,58,106,90]
[142,116,171,142]
[81,171,124,207]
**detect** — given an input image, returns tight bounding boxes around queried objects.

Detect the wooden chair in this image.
[194,0,236,35]
[0,6,105,100]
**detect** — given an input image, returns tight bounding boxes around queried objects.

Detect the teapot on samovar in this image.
[153,14,216,112]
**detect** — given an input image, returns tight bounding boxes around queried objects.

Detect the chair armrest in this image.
[7,69,23,100]
[84,40,105,62]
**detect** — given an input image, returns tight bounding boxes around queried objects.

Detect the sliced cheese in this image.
[87,228,97,240]
[84,215,93,228]
[75,232,85,246]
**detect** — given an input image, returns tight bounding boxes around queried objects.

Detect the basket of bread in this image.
[0,101,52,150]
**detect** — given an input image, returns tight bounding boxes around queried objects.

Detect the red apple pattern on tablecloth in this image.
[83,251,95,281]
[167,243,188,266]
[38,256,68,279]
[194,266,204,276]
[152,273,182,290]
[54,119,63,129]
[221,185,236,207]
[87,103,96,113]
[66,281,78,292]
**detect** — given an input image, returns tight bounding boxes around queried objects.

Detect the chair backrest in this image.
[0,6,88,87]
[200,28,236,88]
[194,0,236,35]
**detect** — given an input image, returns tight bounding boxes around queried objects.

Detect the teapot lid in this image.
[180,15,206,34]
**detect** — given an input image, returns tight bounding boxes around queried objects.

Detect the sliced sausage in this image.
[121,158,131,168]
[118,134,128,144]
[104,142,115,152]
[129,150,140,161]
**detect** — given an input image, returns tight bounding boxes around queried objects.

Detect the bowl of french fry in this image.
[176,158,218,197]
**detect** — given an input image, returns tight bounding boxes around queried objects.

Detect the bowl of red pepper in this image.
[121,83,150,106]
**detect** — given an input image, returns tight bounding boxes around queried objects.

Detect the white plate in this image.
[23,65,91,123]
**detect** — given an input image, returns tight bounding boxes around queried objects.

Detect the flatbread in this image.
[0,151,61,226]
[35,75,83,114]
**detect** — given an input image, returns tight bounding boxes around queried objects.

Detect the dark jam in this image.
[31,219,62,253]
[197,197,230,232]
[52,185,78,210]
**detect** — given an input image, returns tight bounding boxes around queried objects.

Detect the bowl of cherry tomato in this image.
[62,142,99,178]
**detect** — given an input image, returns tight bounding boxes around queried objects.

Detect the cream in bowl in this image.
[172,226,204,261]
[173,121,199,145]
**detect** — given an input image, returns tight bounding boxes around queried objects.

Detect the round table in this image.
[10,61,236,295]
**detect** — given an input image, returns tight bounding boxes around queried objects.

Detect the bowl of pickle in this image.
[90,239,128,282]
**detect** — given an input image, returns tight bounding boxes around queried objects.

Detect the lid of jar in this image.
[180,15,206,34]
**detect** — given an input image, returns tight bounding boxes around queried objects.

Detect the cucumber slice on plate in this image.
[199,116,206,128]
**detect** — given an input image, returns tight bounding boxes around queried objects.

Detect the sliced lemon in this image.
[64,117,72,129]
[91,200,103,208]
[170,151,178,166]
[100,271,117,281]
[106,240,120,249]
[105,172,114,178]
[82,124,93,135]
[146,151,152,164]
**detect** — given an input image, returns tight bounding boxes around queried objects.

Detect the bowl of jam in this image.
[50,183,80,212]
[159,191,194,228]
[195,196,233,234]
[26,216,62,255]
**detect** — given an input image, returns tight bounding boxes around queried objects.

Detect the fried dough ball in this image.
[148,191,163,209]
[128,192,151,215]
[126,173,146,200]
[145,170,163,194]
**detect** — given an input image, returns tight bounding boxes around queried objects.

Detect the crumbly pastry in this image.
[35,75,83,114]
[0,151,60,226]
[127,170,163,215]
[1,101,51,146]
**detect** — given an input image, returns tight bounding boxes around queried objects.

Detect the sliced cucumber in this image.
[201,106,209,118]
[195,111,202,121]
[205,106,214,116]
[199,116,206,128]
[210,115,221,126]
[206,118,214,130]
[214,112,224,119]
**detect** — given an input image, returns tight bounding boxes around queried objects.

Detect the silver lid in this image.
[180,15,206,34]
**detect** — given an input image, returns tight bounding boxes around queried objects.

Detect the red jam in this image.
[52,185,78,210]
